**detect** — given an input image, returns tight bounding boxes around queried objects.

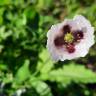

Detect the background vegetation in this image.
[0,0,96,96]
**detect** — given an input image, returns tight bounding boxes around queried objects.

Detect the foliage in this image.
[0,0,96,96]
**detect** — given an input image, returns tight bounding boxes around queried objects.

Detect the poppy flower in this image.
[47,15,95,61]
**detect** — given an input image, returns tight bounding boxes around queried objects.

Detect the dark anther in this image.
[62,25,71,34]
[73,30,84,41]
[54,36,65,46]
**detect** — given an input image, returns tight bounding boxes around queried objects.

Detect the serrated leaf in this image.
[46,64,96,84]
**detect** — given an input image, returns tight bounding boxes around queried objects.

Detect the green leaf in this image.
[36,0,53,10]
[24,6,36,19]
[12,0,25,6]
[3,73,13,83]
[46,64,96,84]
[0,8,5,25]
[0,0,11,5]
[0,26,12,41]
[15,59,30,84]
[37,49,54,74]
[0,63,7,71]
[29,77,52,96]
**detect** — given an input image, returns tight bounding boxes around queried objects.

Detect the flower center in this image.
[54,25,84,54]
[64,33,74,43]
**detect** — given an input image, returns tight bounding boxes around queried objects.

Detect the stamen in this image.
[73,30,84,41]
[66,44,75,53]
[64,33,74,43]
[54,36,65,46]
[62,25,71,34]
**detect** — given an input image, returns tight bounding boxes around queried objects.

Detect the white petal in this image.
[74,15,95,51]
